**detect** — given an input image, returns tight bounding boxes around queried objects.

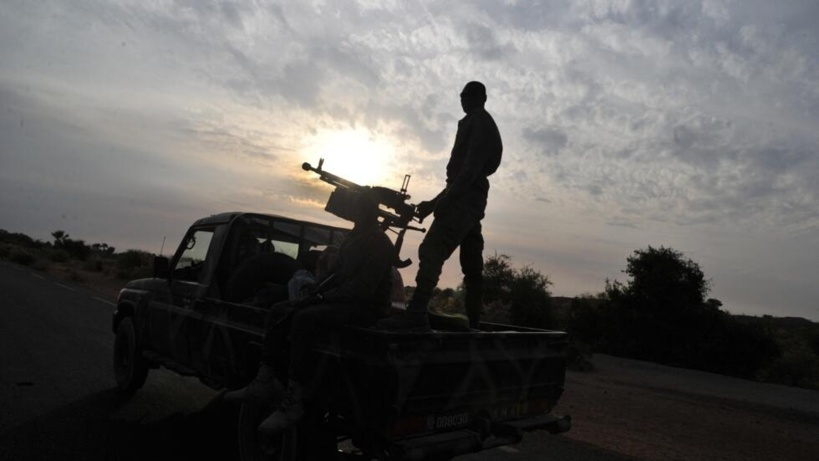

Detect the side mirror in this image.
[153,256,170,279]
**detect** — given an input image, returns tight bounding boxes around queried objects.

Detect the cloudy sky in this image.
[1,0,817,320]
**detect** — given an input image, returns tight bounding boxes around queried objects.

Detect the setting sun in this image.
[301,128,397,187]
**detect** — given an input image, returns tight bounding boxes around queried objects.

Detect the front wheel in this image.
[113,317,148,395]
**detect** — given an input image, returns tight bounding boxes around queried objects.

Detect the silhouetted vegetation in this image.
[0,228,153,282]
[566,246,818,388]
[116,249,154,279]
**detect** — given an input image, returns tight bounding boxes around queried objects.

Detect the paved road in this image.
[0,261,631,460]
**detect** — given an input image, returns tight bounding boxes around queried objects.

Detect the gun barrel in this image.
[302,162,362,190]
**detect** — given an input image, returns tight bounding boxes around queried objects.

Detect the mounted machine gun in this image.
[302,158,425,268]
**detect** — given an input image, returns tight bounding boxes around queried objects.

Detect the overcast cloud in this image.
[1,0,817,320]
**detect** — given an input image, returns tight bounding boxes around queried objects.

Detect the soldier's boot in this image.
[257,381,305,434]
[465,292,482,330]
[223,364,283,406]
[376,296,431,332]
[464,274,483,330]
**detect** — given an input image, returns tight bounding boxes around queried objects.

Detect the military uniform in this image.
[412,106,503,328]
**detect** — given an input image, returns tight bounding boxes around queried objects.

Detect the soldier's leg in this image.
[224,301,292,404]
[379,197,484,331]
[287,303,368,384]
[411,196,486,312]
[410,218,463,312]
[261,303,366,433]
[460,222,484,329]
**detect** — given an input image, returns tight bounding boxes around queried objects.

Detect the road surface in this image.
[0,261,630,460]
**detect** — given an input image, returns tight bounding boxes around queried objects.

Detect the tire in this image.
[237,403,298,461]
[113,317,149,395]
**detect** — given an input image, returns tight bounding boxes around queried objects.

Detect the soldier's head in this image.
[327,188,380,227]
[460,81,487,113]
[350,191,379,227]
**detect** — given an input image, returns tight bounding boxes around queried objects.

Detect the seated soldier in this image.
[287,245,339,301]
[224,191,395,434]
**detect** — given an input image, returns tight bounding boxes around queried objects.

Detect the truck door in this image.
[186,217,303,384]
[149,227,218,365]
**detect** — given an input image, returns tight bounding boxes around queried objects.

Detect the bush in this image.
[82,257,104,272]
[0,230,42,248]
[48,249,70,263]
[9,248,37,266]
[62,239,91,261]
[68,270,85,282]
[482,254,554,329]
[566,295,605,344]
[566,340,596,372]
[757,341,819,389]
[116,250,153,279]
[482,299,511,324]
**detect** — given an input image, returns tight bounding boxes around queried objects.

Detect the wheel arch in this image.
[112,301,136,333]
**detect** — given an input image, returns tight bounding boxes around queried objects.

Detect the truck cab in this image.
[114,212,348,390]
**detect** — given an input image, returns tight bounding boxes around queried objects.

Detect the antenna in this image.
[159,236,166,256]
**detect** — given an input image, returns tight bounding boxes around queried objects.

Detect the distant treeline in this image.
[0,229,154,280]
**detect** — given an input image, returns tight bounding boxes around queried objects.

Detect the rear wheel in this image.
[113,317,149,395]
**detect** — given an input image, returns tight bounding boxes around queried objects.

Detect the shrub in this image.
[48,249,70,263]
[566,340,596,372]
[482,299,511,324]
[82,257,104,272]
[62,239,91,261]
[0,230,42,248]
[482,254,554,329]
[757,341,819,389]
[9,248,37,266]
[116,250,153,279]
[68,270,85,282]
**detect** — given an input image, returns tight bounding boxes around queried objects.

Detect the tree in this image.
[92,242,116,255]
[599,245,779,378]
[480,254,553,328]
[621,246,709,308]
[51,230,69,248]
[602,246,711,362]
[50,230,91,260]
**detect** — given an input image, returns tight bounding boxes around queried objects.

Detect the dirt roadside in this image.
[556,355,819,461]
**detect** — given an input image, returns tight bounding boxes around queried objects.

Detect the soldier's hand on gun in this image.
[415,200,436,220]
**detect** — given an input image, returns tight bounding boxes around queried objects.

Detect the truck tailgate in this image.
[315,323,569,443]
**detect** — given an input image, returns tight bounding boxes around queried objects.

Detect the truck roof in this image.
[191,211,351,234]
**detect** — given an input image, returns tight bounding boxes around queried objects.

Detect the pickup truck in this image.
[112,211,570,460]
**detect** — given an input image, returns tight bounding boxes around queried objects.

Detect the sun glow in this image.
[301,128,397,187]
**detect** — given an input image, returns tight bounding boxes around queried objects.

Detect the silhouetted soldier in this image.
[379,81,502,331]
[225,191,394,433]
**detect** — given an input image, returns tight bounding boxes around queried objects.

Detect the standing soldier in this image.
[379,81,502,331]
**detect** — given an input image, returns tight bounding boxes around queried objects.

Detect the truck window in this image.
[174,228,215,282]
